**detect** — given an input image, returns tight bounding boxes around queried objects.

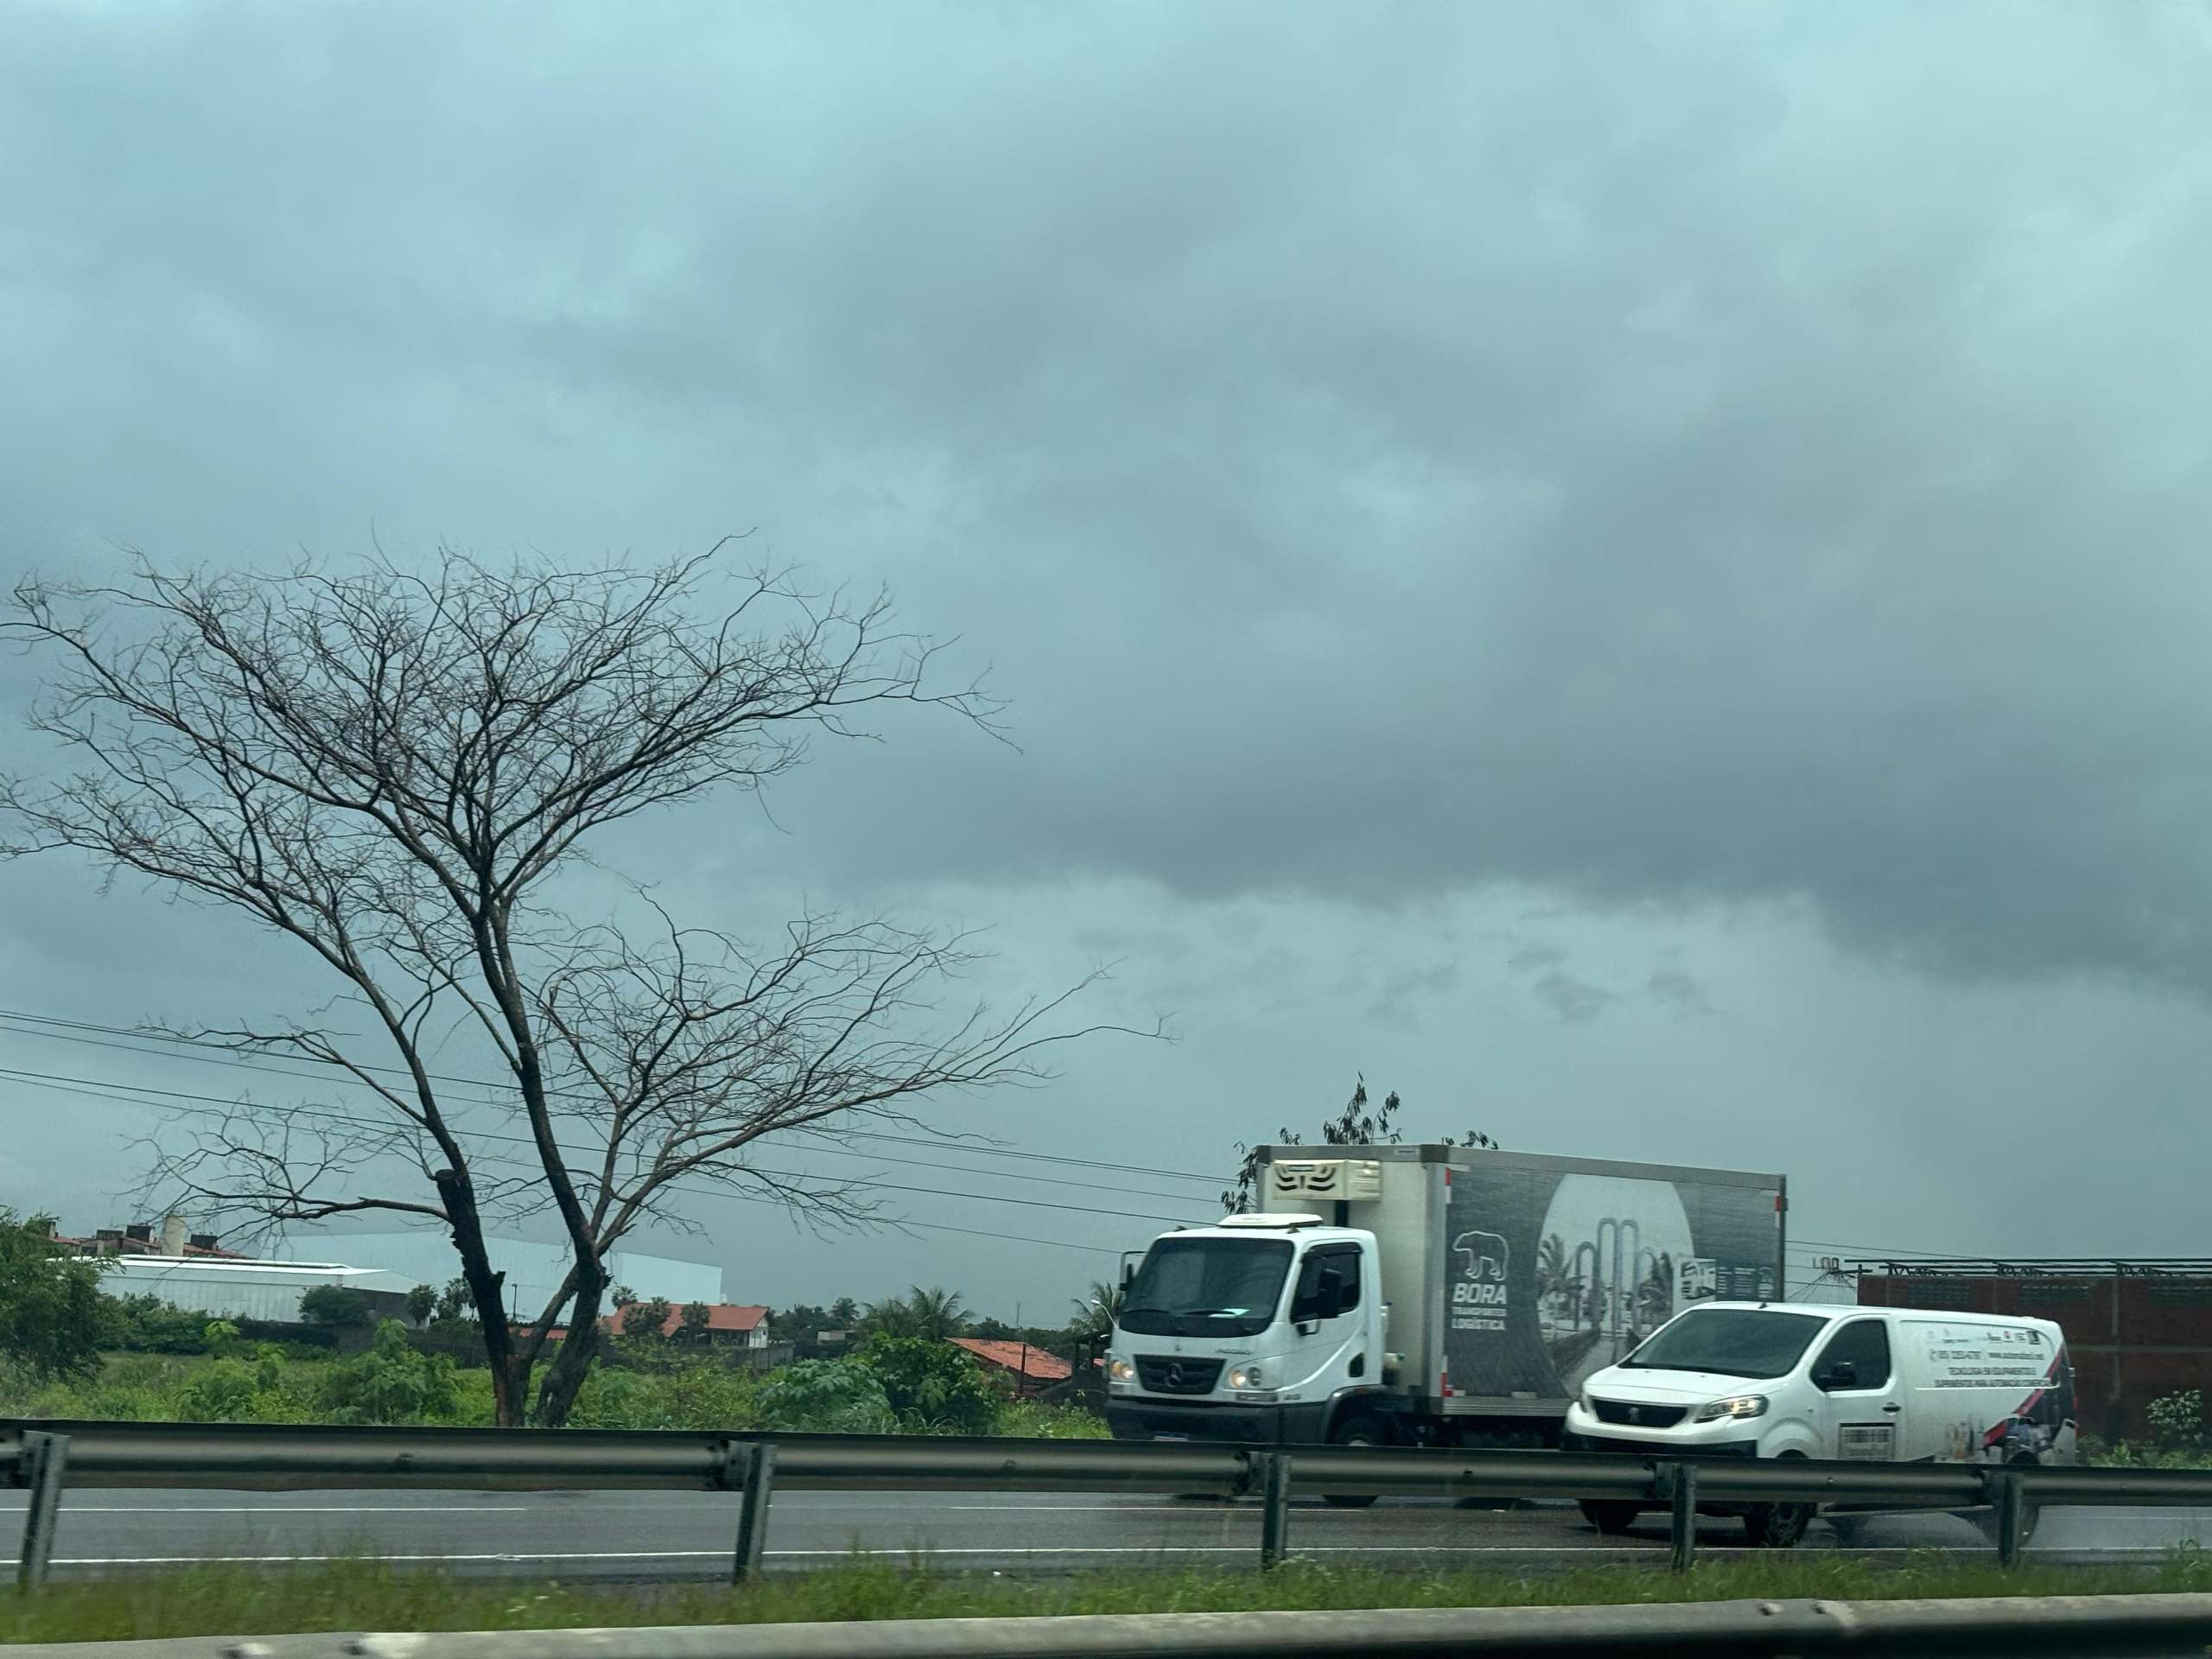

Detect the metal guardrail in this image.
[16,1598,2212,1659]
[9,1417,2212,1587]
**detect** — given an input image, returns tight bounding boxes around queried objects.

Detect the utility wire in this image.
[0,1007,1225,1186]
[0,1064,1214,1228]
[2,1067,1129,1259]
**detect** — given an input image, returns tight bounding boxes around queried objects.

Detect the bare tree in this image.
[2,546,1138,1425]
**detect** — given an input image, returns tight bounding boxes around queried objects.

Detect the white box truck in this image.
[1105,1144,1787,1456]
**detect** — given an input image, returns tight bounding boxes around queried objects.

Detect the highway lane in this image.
[6,1490,2211,1578]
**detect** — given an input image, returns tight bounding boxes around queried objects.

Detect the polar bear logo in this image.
[1453,1230,1510,1283]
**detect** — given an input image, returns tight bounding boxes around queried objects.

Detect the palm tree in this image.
[1536,1234,1568,1328]
[1066,1280,1125,1351]
[904,1284,970,1341]
[1637,1253,1675,1329]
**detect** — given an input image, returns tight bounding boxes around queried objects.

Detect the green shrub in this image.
[101,1293,218,1355]
[855,1337,999,1435]
[315,1321,461,1424]
[300,1286,376,1330]
[2147,1389,2206,1452]
[750,1358,895,1433]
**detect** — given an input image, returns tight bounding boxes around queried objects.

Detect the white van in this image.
[1560,1301,2075,1547]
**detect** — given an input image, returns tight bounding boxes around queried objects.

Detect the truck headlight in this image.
[1578,1387,1593,1414]
[1109,1358,1135,1383]
[1227,1364,1263,1390]
[1694,1394,1769,1423]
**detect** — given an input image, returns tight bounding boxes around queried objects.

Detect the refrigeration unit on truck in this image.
[1105,1144,1787,1455]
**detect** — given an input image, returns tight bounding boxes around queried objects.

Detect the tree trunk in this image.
[531,1264,607,1427]
[435,1166,526,1428]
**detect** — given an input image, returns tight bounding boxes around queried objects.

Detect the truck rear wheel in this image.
[1322,1413,1386,1509]
[1579,1500,1642,1535]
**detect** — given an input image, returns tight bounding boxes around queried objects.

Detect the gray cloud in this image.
[10,4,2212,1007]
[1648,969,1715,1016]
[7,3,2212,1304]
[1533,971,1618,1026]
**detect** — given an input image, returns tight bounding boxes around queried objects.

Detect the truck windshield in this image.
[1620,1308,1828,1380]
[1119,1236,1294,1338]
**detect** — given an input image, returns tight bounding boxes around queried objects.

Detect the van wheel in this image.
[1974,1455,2042,1550]
[1580,1500,1642,1535]
[1322,1414,1385,1508]
[1742,1452,1814,1548]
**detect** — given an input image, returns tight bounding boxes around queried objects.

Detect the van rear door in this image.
[1897,1318,2071,1463]
[1808,1315,1904,1461]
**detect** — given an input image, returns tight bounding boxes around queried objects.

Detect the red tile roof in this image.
[950,1337,1072,1382]
[607,1301,770,1338]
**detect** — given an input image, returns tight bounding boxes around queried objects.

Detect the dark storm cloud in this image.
[7,1,2212,1004]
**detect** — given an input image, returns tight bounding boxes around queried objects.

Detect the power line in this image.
[1789,1236,1995,1262]
[0,1063,1213,1229]
[0,1007,1226,1186]
[0,1014,1207,1204]
[1,1067,1128,1259]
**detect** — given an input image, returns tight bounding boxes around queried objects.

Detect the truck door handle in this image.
[1883,1404,1902,1414]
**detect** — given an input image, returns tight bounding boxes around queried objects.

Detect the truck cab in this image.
[1104,1213,1387,1446]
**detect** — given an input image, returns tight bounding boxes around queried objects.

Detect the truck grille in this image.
[1592,1398,1688,1430]
[1135,1356,1224,1395]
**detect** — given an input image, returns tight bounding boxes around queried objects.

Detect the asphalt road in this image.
[7,1489,2212,1579]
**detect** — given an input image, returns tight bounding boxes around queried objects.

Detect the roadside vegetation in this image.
[7,1553,2212,1644]
[0,1321,1105,1439]
[0,1213,1108,1436]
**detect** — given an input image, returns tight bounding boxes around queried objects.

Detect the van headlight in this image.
[1694,1394,1769,1422]
[1227,1364,1263,1390]
[1109,1358,1135,1383]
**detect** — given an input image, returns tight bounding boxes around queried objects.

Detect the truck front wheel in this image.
[1321,1413,1387,1509]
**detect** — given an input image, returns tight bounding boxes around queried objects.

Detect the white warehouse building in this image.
[102,1256,416,1324]
[289,1232,723,1321]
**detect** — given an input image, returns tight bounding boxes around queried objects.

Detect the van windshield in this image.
[1621,1308,1829,1380]
[1118,1236,1294,1338]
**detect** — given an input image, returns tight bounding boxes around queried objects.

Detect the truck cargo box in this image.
[1259,1144,1787,1421]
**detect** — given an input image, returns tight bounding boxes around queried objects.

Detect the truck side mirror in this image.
[1301,1265,1347,1323]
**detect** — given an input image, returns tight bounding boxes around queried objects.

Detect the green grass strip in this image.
[6,1551,2212,1644]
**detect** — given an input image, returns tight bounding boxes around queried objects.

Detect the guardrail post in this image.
[16,1431,68,1592]
[1258,1451,1291,1570]
[732,1441,776,1583]
[1666,1461,1697,1575]
[1993,1469,2027,1567]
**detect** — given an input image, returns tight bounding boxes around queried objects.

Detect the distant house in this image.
[50,1216,245,1261]
[607,1301,772,1349]
[951,1337,1072,1390]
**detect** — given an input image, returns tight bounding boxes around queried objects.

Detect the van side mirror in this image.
[1816,1360,1859,1391]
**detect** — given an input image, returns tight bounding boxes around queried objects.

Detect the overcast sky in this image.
[5,1,2212,1320]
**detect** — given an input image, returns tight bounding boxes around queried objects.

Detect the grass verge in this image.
[6,1551,2212,1644]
